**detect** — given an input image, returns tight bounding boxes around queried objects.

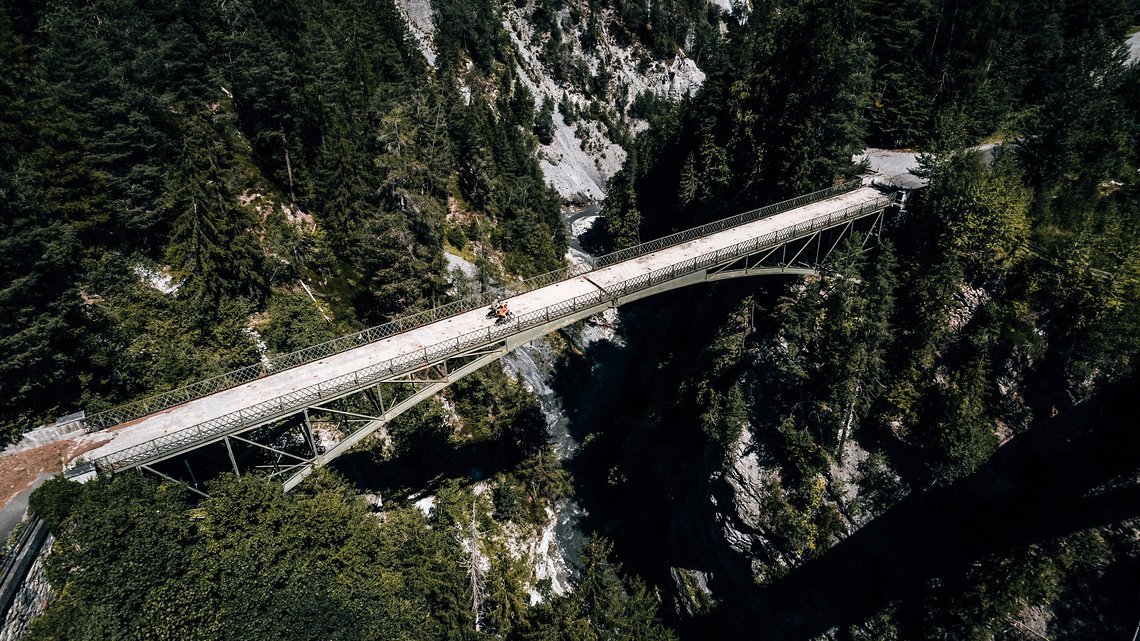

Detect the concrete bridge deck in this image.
[78,185,893,476]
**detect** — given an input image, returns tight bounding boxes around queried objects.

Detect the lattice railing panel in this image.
[83,182,862,431]
[90,193,893,472]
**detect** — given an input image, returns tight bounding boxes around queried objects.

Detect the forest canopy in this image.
[0,0,567,441]
[5,0,1140,638]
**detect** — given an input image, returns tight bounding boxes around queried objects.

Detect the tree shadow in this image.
[331,435,527,499]
[577,220,611,256]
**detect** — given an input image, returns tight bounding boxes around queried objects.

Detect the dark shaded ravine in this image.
[743,374,1140,639]
[549,283,1140,639]
[550,282,769,637]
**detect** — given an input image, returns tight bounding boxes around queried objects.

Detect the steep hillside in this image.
[0,0,567,440]
[503,2,705,200]
[395,0,711,201]
[5,0,1139,639]
[562,0,1140,637]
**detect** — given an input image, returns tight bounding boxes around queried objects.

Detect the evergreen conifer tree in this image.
[164,112,266,308]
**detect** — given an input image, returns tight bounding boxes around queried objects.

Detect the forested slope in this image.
[3,0,697,637]
[5,0,1140,638]
[578,0,1140,637]
[0,0,731,442]
[1,0,568,441]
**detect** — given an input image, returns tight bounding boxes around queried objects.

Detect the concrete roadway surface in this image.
[80,187,887,469]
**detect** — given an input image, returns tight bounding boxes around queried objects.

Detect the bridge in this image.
[71,182,897,494]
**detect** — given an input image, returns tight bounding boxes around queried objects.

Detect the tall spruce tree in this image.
[0,13,106,439]
[164,112,266,308]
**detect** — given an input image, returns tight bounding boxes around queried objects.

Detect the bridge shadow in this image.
[549,282,1140,639]
[733,374,1140,638]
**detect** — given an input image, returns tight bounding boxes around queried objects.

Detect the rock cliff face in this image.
[708,429,784,577]
[720,428,774,541]
[393,0,436,66]
[663,437,760,621]
[668,429,788,618]
[0,534,54,641]
[392,0,708,202]
[665,392,875,615]
[504,4,705,201]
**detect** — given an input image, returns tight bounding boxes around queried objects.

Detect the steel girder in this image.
[124,200,892,494]
[131,344,510,493]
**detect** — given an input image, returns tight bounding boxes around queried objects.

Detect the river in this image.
[564,203,601,254]
[495,201,612,593]
[500,341,589,595]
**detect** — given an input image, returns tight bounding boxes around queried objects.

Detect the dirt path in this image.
[0,436,111,541]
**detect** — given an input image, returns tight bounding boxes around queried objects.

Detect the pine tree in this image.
[678,154,698,206]
[602,153,643,249]
[0,12,106,439]
[164,112,266,308]
[695,116,730,202]
[534,97,556,145]
[721,0,873,197]
[860,0,937,147]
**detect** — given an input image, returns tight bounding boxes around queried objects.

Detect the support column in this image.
[224,436,240,476]
[366,386,386,416]
[184,459,199,489]
[302,409,318,457]
[140,465,209,499]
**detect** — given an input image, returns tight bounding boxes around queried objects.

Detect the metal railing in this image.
[83,180,862,432]
[594,179,860,268]
[89,192,894,473]
[81,262,592,431]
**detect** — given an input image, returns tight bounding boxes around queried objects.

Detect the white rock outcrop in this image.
[393,0,437,65]
[503,6,706,201]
